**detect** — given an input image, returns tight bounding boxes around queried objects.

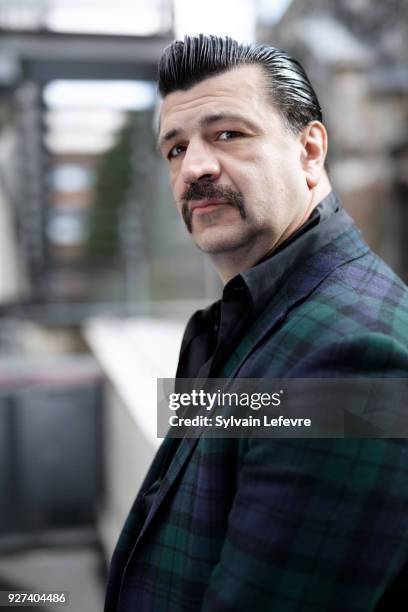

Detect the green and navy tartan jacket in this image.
[105,205,408,611]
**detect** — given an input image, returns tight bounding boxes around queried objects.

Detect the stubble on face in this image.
[181,181,246,233]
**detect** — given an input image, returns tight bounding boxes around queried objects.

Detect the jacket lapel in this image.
[134,436,198,546]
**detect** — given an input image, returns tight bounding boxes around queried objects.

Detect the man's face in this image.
[158,64,311,257]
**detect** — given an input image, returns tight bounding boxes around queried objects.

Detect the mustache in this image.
[181,182,246,232]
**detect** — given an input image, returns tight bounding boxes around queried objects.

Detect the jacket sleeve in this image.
[201,335,408,611]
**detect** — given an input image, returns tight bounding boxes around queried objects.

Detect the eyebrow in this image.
[157,113,257,151]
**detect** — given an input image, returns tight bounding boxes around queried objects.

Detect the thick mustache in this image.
[181,182,246,233]
[182,182,240,203]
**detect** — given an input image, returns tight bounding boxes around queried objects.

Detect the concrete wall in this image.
[83,316,185,562]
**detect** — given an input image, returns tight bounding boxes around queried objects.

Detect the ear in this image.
[299,121,328,189]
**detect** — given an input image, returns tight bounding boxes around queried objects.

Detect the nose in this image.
[180,139,221,184]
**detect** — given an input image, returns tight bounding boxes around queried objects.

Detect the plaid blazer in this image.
[105,213,408,612]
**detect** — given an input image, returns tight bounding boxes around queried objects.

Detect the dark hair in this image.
[158,34,322,134]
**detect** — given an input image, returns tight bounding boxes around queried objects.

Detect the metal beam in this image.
[0,30,173,81]
[21,58,158,81]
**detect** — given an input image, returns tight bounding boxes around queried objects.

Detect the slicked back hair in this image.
[158,34,322,135]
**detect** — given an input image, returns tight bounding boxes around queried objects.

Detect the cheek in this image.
[171,166,185,192]
[171,181,184,215]
[170,175,181,201]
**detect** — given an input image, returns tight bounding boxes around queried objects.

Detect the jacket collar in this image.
[240,191,346,321]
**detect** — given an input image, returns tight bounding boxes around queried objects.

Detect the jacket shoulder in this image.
[240,241,408,377]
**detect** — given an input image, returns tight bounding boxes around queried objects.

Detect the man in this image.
[105,35,408,611]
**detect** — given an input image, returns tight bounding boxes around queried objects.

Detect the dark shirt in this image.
[176,191,342,381]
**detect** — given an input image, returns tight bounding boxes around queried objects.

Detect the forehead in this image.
[159,64,271,136]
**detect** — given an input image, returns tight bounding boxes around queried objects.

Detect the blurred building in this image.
[0,4,180,610]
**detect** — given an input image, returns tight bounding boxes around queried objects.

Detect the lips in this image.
[190,199,227,213]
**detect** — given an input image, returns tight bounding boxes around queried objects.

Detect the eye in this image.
[167,144,186,160]
[217,130,243,141]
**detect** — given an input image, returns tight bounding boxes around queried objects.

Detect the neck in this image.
[210,239,277,284]
[312,172,332,206]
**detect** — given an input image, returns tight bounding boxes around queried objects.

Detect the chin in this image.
[194,232,252,255]
[193,222,274,258]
